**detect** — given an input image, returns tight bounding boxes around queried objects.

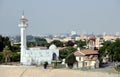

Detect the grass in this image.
[115,65,120,72]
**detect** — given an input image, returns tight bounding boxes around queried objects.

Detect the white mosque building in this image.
[18,14,59,65]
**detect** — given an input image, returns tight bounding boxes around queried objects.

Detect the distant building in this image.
[88,35,96,49]
[103,35,117,42]
[95,37,104,48]
[18,14,59,65]
[71,31,77,36]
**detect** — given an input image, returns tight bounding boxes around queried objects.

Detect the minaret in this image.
[18,13,28,64]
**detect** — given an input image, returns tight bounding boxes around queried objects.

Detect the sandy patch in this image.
[0,65,119,77]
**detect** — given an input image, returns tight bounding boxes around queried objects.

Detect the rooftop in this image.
[74,49,99,56]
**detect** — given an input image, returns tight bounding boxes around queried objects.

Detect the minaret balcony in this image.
[18,24,28,28]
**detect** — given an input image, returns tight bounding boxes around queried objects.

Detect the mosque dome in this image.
[49,44,57,50]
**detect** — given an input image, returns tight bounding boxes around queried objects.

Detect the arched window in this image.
[52,53,57,60]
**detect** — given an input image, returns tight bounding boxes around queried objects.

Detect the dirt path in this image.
[0,65,119,77]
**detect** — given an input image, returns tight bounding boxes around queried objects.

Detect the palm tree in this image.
[3,46,12,64]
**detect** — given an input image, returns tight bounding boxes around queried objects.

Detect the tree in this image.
[0,52,4,63]
[27,37,48,47]
[59,46,76,59]
[3,46,12,64]
[111,38,120,61]
[0,35,11,51]
[65,40,74,47]
[2,37,11,49]
[11,44,20,52]
[99,39,120,63]
[0,35,3,51]
[27,41,36,47]
[99,41,113,63]
[75,40,86,49]
[50,40,63,47]
[65,53,76,68]
[0,35,20,63]
[34,37,48,47]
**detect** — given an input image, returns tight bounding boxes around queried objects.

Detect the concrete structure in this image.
[18,14,59,65]
[74,49,99,69]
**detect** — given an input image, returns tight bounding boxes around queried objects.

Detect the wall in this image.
[21,49,59,65]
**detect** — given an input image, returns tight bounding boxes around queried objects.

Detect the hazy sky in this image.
[0,0,120,35]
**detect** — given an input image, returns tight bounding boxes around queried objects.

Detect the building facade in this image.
[74,49,99,69]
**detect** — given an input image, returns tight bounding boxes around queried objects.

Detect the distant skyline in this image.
[0,0,120,35]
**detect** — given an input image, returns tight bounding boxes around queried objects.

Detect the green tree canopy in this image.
[0,35,3,51]
[27,41,36,47]
[0,35,11,51]
[59,46,76,59]
[75,40,86,49]
[50,40,63,47]
[27,37,48,47]
[0,35,20,63]
[65,40,74,47]
[35,37,48,46]
[99,39,120,62]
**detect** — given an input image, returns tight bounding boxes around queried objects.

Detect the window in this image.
[79,57,81,61]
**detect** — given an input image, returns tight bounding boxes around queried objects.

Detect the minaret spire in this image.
[18,12,28,64]
[22,10,24,16]
[20,11,28,23]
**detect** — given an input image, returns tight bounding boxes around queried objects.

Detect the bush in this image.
[54,61,58,68]
[53,61,62,68]
[115,65,120,72]
[11,52,20,62]
[0,52,4,63]
[44,61,48,65]
[44,61,48,69]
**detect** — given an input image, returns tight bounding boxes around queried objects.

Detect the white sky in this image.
[0,0,120,35]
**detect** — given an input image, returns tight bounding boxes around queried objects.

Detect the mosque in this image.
[18,14,59,65]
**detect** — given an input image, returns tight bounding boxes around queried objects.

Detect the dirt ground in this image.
[0,65,119,77]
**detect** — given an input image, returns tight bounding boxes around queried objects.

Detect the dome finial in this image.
[20,11,28,22]
[22,10,25,18]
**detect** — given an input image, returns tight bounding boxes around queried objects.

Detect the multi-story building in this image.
[74,49,99,69]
